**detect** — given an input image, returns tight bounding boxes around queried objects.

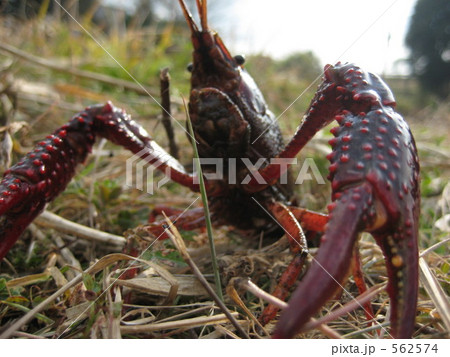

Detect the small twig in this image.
[160,68,179,159]
[0,42,160,97]
[51,232,82,272]
[244,279,287,310]
[88,138,107,228]
[236,278,342,339]
[227,278,271,337]
[0,257,17,274]
[17,91,98,113]
[10,331,46,339]
[343,321,390,338]
[34,210,126,247]
[156,305,220,324]
[416,142,450,160]
[420,237,450,257]
[163,213,250,339]
[213,324,241,339]
[301,283,387,332]
[419,257,450,334]
[120,312,239,334]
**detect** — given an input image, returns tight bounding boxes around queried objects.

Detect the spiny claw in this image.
[0,102,163,260]
[0,102,202,261]
[0,178,44,258]
[273,63,420,338]
[0,104,103,259]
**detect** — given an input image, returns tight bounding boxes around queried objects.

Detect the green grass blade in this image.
[1,300,54,325]
[183,98,223,301]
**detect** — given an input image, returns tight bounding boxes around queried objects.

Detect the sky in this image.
[104,0,418,76]
[217,0,417,76]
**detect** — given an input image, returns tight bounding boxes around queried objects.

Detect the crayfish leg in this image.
[259,201,309,325]
[289,207,328,232]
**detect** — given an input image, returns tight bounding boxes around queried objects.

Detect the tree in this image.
[405,0,450,98]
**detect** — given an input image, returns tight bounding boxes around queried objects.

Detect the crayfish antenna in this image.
[178,0,199,34]
[196,0,208,30]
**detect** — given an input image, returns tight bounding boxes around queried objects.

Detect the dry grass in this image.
[0,15,449,339]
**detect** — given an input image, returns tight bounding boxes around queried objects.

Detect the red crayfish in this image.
[0,0,419,338]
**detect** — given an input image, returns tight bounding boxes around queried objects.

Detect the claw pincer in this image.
[274,63,420,338]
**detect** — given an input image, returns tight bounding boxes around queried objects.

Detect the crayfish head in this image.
[178,0,243,92]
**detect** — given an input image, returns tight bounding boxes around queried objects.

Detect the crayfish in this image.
[0,0,420,338]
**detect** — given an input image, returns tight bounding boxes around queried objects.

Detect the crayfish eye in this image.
[186,63,194,72]
[234,54,245,65]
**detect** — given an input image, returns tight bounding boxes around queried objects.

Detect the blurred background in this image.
[1,0,448,113]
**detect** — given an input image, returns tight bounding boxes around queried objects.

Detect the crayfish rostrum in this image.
[0,0,420,338]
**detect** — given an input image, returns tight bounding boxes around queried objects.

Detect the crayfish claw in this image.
[273,63,420,338]
[273,184,376,338]
[373,222,419,338]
